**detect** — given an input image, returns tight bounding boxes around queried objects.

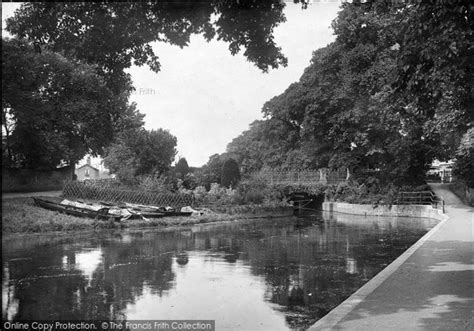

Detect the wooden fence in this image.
[63,181,194,207]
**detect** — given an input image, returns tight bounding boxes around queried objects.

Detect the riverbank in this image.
[311,185,473,330]
[1,197,294,235]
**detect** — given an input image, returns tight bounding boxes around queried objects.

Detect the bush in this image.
[137,174,178,193]
[182,173,198,190]
[190,183,237,205]
[237,174,284,205]
[189,172,286,207]
[323,179,433,205]
[210,183,238,204]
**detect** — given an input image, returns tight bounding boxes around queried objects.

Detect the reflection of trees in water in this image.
[185,218,431,328]
[6,232,187,320]
[4,217,431,326]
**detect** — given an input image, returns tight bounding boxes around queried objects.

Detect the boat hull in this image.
[33,198,193,221]
[33,198,122,221]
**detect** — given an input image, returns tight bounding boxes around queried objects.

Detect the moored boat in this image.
[33,198,123,221]
[33,198,194,221]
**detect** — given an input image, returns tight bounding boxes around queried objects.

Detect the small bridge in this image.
[260,168,348,186]
[256,168,348,214]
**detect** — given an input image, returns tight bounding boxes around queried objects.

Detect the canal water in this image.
[2,212,438,330]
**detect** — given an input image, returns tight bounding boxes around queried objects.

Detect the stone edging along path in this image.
[307,202,449,330]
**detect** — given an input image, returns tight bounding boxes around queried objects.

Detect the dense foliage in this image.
[4,1,300,171]
[221,158,241,188]
[2,38,144,169]
[194,154,226,190]
[6,1,296,78]
[103,129,177,184]
[227,1,472,186]
[5,1,471,192]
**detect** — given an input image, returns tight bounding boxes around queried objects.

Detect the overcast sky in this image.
[2,2,341,167]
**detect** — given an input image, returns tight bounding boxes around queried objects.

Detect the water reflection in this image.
[2,213,437,329]
[68,249,103,283]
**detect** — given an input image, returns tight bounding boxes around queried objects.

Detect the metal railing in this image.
[258,169,347,186]
[396,191,445,213]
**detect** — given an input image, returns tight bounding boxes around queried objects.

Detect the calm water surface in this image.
[2,212,438,330]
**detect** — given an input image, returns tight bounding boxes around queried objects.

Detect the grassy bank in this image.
[2,197,293,235]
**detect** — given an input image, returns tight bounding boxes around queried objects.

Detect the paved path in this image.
[430,183,468,207]
[311,185,474,330]
[2,191,62,199]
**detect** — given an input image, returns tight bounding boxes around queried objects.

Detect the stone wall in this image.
[322,202,446,221]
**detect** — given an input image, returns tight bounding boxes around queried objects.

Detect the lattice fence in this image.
[63,181,194,207]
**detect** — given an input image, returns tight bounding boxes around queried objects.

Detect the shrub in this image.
[137,174,178,193]
[182,173,198,190]
[237,174,284,205]
[191,186,208,204]
[208,183,238,205]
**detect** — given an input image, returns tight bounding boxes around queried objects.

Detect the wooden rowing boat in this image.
[33,198,123,221]
[33,198,193,220]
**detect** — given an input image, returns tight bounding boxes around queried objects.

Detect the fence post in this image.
[442,200,445,213]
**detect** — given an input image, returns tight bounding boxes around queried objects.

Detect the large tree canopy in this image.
[6,1,300,78]
[103,128,177,184]
[2,38,144,169]
[227,1,472,185]
[4,1,309,170]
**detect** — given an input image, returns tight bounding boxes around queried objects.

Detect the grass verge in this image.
[2,197,293,236]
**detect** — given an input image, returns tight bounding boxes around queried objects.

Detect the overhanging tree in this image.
[228,1,471,185]
[5,1,307,169]
[2,38,144,169]
[6,1,297,77]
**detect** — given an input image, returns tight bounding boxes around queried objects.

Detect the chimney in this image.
[87,157,91,166]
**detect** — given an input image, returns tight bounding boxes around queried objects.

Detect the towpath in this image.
[311,183,473,330]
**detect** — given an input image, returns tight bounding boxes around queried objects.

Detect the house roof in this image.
[76,164,99,171]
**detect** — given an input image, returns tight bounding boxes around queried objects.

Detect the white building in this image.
[427,160,454,183]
